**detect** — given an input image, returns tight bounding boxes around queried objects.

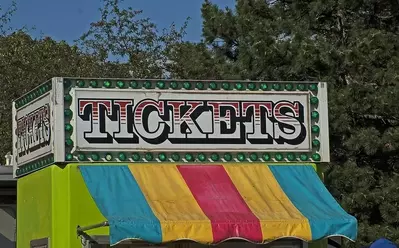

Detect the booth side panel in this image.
[51,165,73,248]
[69,164,109,247]
[17,167,52,248]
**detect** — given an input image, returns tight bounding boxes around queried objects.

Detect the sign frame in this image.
[12,78,65,178]
[12,78,330,178]
[71,88,313,152]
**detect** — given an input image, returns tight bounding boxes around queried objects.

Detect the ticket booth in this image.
[13,78,357,248]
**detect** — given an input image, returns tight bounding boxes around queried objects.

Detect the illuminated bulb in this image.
[297,84,306,91]
[158,153,167,161]
[130,81,139,88]
[170,82,179,89]
[116,81,125,88]
[91,153,100,161]
[196,82,204,90]
[171,153,180,161]
[273,84,281,90]
[103,81,112,88]
[198,153,206,162]
[118,153,127,161]
[105,153,113,161]
[249,153,258,161]
[262,153,271,161]
[90,81,98,88]
[66,154,73,161]
[65,139,73,146]
[300,154,308,161]
[210,153,219,161]
[157,81,166,89]
[65,124,73,132]
[311,125,320,134]
[312,153,321,161]
[78,153,86,161]
[285,83,294,91]
[260,83,268,91]
[185,153,194,161]
[311,111,319,119]
[224,153,232,161]
[235,83,244,90]
[287,153,296,161]
[132,153,141,161]
[248,83,256,91]
[143,81,152,89]
[275,153,283,161]
[64,94,72,102]
[39,86,46,94]
[310,96,319,105]
[183,82,192,89]
[237,153,246,161]
[64,109,73,117]
[209,82,217,90]
[309,84,318,91]
[222,82,230,90]
[145,153,154,161]
[77,80,85,87]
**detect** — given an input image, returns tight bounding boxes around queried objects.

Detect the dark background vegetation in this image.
[1,0,399,246]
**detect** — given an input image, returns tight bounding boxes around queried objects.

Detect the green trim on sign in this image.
[60,79,321,93]
[14,81,53,109]
[15,155,55,177]
[57,78,323,166]
[62,151,322,164]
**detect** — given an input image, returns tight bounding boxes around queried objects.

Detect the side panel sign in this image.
[14,93,52,166]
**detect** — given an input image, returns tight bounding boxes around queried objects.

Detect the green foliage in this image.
[0,32,110,161]
[188,0,399,245]
[166,42,227,79]
[77,0,187,78]
[0,0,16,36]
[0,0,186,163]
[1,0,399,245]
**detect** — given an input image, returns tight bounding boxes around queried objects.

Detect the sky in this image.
[2,0,235,43]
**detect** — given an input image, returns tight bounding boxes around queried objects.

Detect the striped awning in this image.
[79,163,357,245]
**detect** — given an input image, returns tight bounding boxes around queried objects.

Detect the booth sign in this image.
[12,78,329,177]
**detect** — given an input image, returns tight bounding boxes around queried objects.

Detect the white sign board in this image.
[12,78,330,177]
[72,89,311,152]
[13,93,52,166]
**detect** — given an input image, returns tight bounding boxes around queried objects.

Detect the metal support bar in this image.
[77,221,109,235]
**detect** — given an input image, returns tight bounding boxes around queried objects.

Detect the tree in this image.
[77,0,187,78]
[0,0,16,36]
[0,0,187,163]
[165,42,227,79]
[192,0,399,246]
[0,32,108,161]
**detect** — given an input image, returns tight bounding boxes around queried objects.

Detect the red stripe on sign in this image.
[177,165,262,243]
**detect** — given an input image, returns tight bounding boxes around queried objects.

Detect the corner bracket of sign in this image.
[12,78,330,177]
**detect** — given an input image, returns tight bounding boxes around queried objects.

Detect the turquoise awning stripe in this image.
[269,165,357,241]
[79,165,162,245]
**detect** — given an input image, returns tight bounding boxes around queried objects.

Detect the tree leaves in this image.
[197,0,399,244]
[0,0,184,163]
[1,0,399,244]
[0,1,16,36]
[77,0,187,78]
